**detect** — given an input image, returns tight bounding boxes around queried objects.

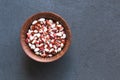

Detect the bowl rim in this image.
[20,11,72,63]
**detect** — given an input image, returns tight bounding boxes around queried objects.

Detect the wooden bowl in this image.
[20,12,71,63]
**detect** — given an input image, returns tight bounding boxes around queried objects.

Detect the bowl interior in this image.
[20,12,71,62]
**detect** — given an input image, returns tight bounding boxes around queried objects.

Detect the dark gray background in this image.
[0,0,120,80]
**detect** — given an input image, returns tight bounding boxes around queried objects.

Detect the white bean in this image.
[38,18,45,22]
[32,20,37,25]
[57,48,61,52]
[34,48,39,52]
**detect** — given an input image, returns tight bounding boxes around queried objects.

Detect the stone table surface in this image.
[0,0,120,80]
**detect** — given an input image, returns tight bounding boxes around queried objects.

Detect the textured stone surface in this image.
[0,0,120,80]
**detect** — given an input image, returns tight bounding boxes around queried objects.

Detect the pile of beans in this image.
[25,18,66,58]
